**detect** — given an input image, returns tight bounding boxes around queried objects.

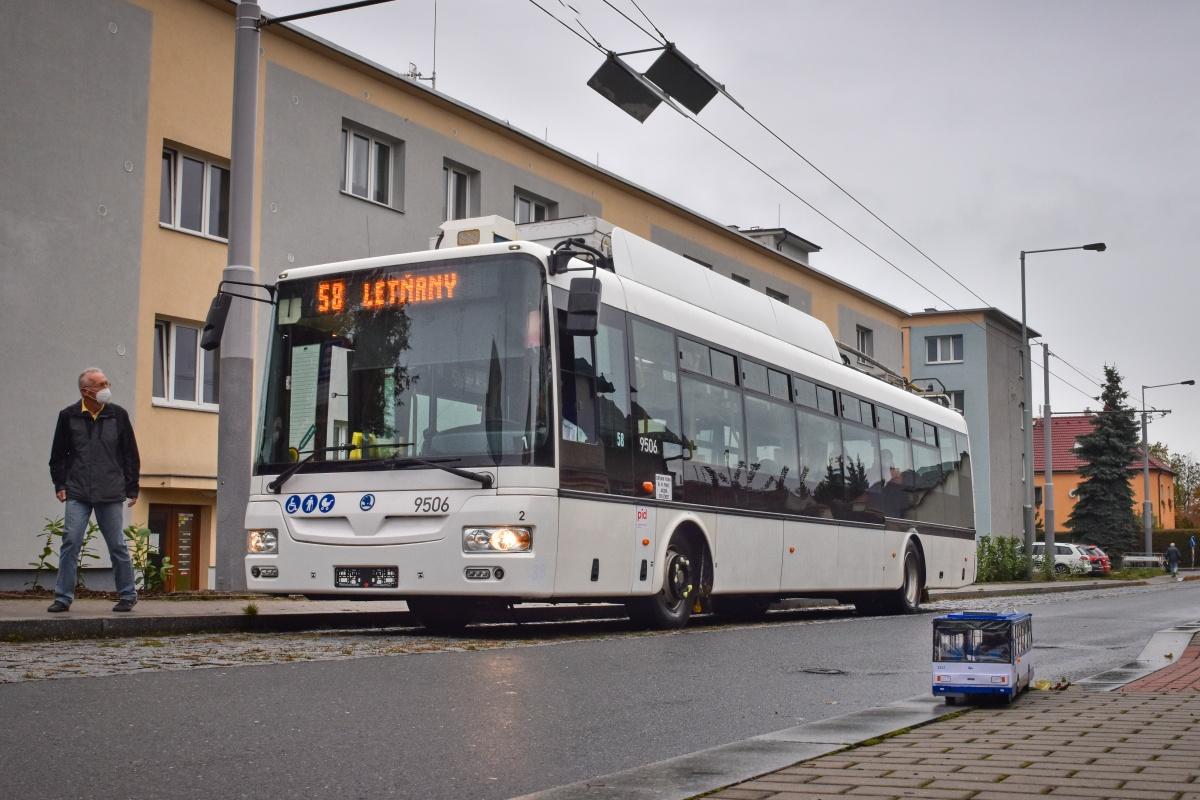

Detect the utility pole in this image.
[1042,343,1055,572]
[215,1,262,590]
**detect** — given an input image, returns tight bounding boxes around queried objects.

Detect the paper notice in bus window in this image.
[655,474,672,501]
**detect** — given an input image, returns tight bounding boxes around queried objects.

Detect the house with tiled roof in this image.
[1032,415,1177,533]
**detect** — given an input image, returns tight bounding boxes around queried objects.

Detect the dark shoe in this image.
[47,601,70,613]
[112,598,137,612]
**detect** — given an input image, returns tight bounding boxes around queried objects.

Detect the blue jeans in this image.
[55,500,137,605]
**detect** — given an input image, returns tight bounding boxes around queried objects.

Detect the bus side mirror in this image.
[564,277,601,337]
[200,293,232,351]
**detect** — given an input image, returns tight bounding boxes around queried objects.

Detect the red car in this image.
[1082,545,1111,574]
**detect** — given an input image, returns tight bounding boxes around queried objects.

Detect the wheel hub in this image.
[666,552,692,605]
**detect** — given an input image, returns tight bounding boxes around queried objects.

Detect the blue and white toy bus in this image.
[932,611,1033,704]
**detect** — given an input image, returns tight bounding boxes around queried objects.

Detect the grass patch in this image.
[242,602,259,616]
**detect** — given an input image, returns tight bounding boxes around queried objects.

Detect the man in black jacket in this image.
[47,368,141,612]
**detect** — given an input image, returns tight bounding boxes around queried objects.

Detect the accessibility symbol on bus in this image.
[318,494,336,513]
[359,494,376,511]
[284,495,301,514]
[301,494,318,513]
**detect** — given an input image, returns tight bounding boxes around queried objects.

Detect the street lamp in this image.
[1141,379,1195,555]
[1020,242,1105,579]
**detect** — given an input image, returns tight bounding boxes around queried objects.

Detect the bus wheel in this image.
[407,597,474,634]
[627,537,695,629]
[712,594,772,622]
[859,544,923,615]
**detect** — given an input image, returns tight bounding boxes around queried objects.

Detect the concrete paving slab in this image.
[514,694,957,800]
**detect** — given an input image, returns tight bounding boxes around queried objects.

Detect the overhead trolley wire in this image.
[528,0,1104,405]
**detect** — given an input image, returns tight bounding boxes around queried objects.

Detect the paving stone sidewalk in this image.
[705,638,1200,800]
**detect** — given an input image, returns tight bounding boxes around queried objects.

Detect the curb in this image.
[0,576,1174,642]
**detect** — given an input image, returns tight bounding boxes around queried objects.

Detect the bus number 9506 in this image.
[414,496,450,513]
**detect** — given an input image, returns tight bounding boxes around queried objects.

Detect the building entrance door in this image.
[147,504,201,592]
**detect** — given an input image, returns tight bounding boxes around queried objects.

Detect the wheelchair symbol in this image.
[285,495,301,514]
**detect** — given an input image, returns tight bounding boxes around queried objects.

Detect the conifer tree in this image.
[1065,365,1140,552]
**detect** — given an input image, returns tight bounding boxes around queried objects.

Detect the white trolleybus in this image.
[221,220,976,632]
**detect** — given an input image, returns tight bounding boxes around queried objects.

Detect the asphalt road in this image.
[2,582,1197,800]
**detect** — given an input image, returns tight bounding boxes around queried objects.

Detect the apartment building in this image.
[903,308,1033,537]
[0,0,920,589]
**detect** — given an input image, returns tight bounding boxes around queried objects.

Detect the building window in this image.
[682,255,713,270]
[730,273,750,286]
[856,325,874,359]
[926,334,964,364]
[766,287,790,305]
[160,147,229,239]
[947,390,965,413]
[443,162,477,221]
[1034,486,1043,507]
[514,189,555,224]
[153,320,219,409]
[340,127,397,206]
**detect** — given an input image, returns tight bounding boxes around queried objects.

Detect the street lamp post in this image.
[1020,242,1105,579]
[1141,379,1195,555]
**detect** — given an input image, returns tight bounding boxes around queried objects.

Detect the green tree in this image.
[1065,365,1140,553]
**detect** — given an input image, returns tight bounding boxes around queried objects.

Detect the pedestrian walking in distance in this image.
[1166,542,1182,579]
[47,368,141,613]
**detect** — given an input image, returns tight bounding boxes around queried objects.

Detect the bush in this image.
[976,536,1030,582]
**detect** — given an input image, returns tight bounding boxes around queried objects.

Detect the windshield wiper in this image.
[266,444,362,494]
[386,456,495,488]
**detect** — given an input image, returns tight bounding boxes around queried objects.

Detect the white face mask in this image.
[94,387,112,405]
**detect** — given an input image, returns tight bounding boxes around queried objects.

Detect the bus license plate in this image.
[335,566,398,588]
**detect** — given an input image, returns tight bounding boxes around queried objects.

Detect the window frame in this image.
[443,162,476,221]
[514,188,555,224]
[856,325,874,361]
[159,146,230,241]
[765,287,790,305]
[340,126,399,208]
[152,319,219,412]
[926,334,964,364]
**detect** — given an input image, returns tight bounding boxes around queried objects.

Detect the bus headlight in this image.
[247,529,279,554]
[463,526,532,553]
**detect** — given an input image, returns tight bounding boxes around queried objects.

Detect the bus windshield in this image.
[932,619,1013,664]
[256,253,553,474]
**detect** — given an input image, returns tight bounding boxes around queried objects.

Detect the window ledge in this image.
[338,190,404,214]
[158,222,229,244]
[152,398,219,414]
[926,360,964,366]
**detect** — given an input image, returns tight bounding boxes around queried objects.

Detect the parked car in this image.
[1029,543,1093,575]
[1081,545,1111,574]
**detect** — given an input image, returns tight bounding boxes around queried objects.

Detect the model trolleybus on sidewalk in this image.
[204,217,977,632]
[932,611,1033,703]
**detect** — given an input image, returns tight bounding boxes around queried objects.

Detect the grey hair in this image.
[78,367,104,389]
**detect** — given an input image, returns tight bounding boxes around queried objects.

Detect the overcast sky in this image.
[261,0,1199,459]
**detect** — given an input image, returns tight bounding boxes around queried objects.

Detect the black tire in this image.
[627,536,696,629]
[1054,563,1068,575]
[944,696,958,706]
[858,544,924,615]
[406,597,475,634]
[712,594,773,622]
